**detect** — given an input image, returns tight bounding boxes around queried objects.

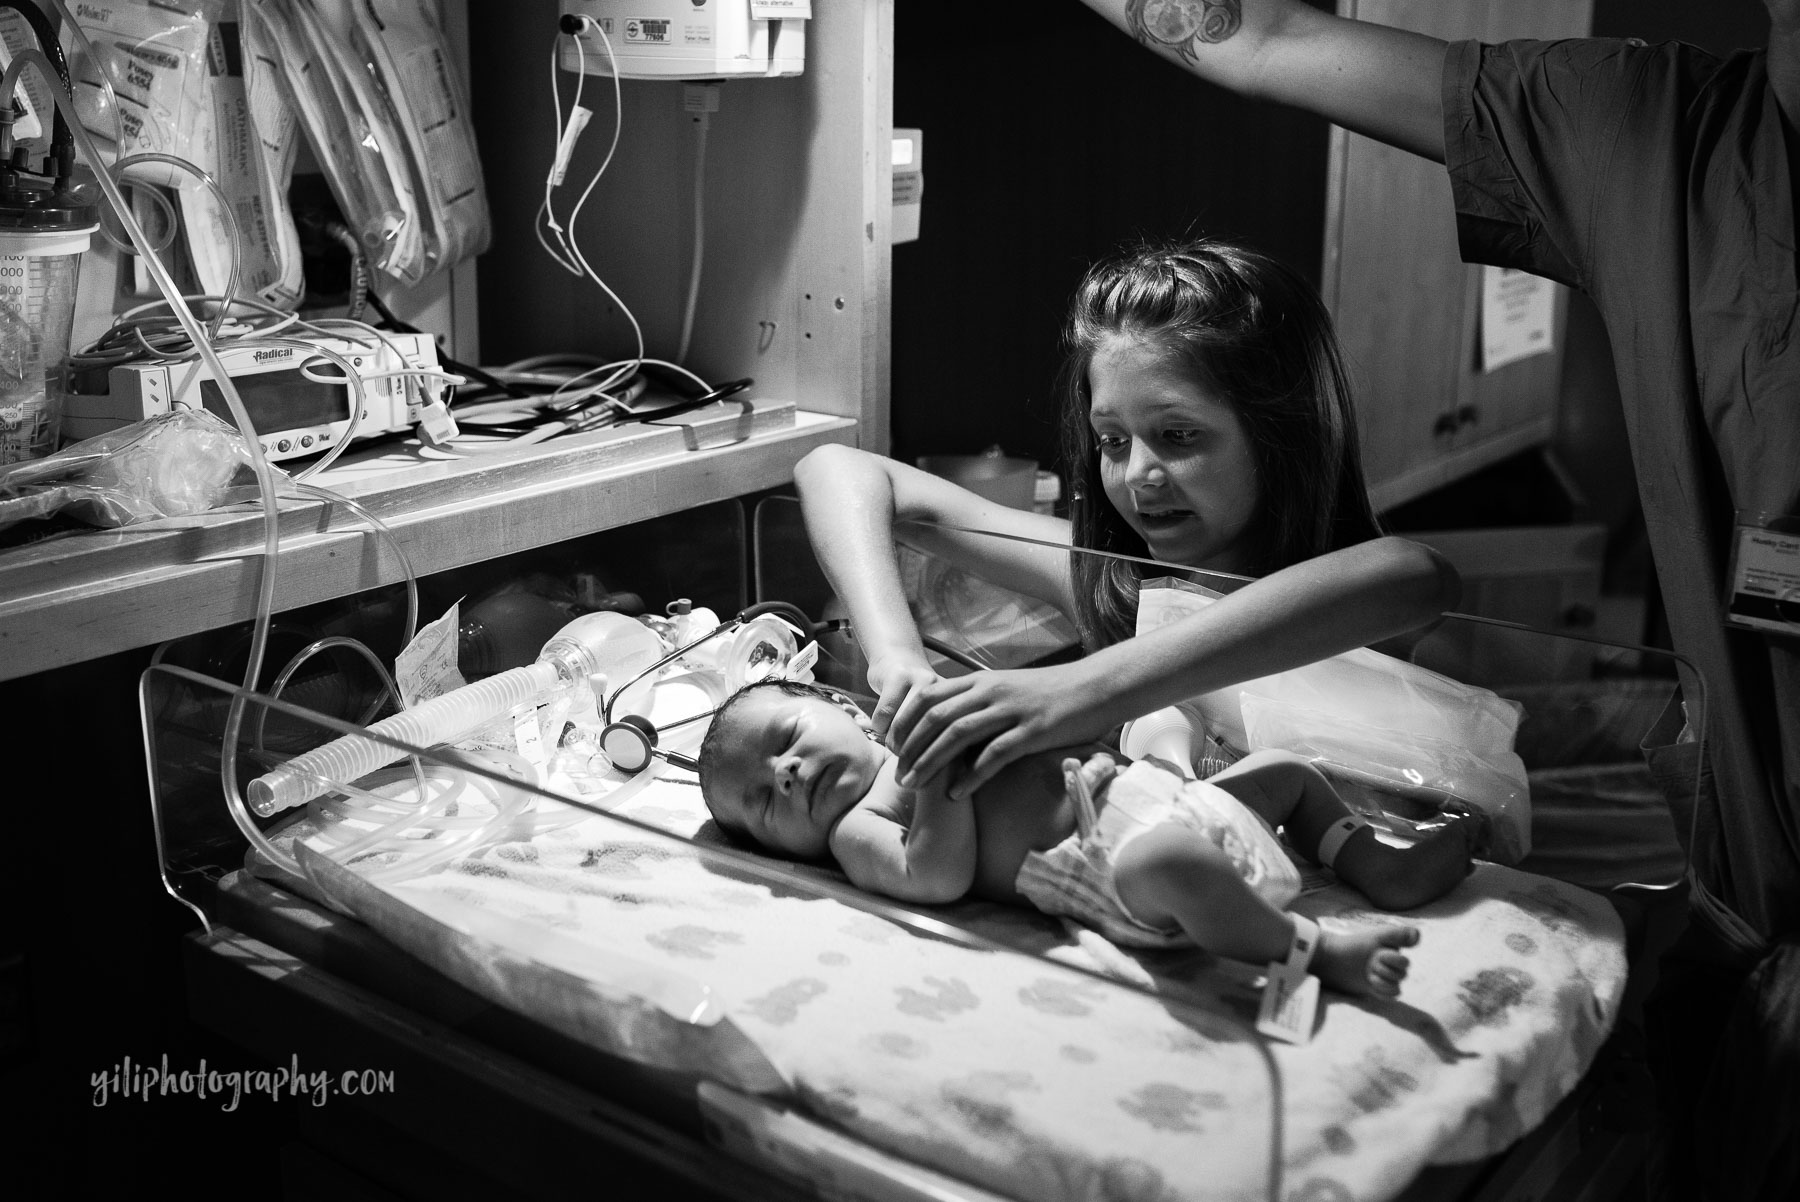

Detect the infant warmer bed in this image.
[153,521,1690,1202]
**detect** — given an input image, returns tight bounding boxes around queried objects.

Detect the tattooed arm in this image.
[1076,0,1447,162]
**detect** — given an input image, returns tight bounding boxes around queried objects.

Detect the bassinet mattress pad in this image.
[286,769,1626,1202]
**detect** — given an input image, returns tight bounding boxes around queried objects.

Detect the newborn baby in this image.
[696,679,1474,997]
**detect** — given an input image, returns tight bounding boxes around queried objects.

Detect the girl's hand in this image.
[889,661,1112,799]
[865,654,943,741]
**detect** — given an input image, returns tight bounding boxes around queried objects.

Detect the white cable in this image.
[677,108,707,365]
[537,31,585,275]
[548,19,644,396]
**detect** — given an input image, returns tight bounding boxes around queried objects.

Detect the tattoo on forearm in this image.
[1125,0,1242,59]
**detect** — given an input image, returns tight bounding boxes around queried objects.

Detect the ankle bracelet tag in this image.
[1257,914,1321,1045]
[1316,816,1368,871]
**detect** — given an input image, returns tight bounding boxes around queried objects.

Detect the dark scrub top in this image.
[1443,38,1800,952]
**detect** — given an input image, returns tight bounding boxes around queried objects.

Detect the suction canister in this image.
[0,150,98,464]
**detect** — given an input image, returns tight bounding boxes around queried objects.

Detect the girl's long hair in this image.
[1058,238,1383,648]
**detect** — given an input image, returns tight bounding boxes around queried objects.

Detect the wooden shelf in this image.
[0,402,854,682]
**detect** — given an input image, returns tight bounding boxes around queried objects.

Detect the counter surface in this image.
[0,401,853,682]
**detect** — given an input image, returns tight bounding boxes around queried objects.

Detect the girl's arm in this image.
[829,778,978,905]
[793,444,1076,731]
[890,535,1461,799]
[1074,0,1448,162]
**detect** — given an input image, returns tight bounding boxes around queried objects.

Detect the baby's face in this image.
[707,689,889,858]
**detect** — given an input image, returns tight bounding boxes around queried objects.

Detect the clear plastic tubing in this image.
[248,660,563,816]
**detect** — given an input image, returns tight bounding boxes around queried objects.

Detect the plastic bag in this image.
[1240,694,1531,863]
[0,408,268,532]
[899,543,1082,670]
[1136,576,1532,863]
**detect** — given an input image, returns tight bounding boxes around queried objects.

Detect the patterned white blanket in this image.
[283,766,1625,1202]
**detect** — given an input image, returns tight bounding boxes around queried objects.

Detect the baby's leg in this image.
[1111,823,1418,998]
[1208,750,1474,911]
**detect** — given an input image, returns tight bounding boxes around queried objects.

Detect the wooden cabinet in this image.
[1324,0,1592,511]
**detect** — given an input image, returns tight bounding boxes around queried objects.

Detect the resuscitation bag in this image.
[1135,576,1532,863]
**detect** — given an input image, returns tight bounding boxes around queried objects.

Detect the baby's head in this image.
[696,678,889,859]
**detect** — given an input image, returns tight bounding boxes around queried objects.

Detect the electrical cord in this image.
[541,20,644,399]
[677,91,710,365]
[363,289,527,400]
[324,220,371,321]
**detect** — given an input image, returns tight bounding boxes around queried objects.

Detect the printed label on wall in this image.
[1480,265,1557,372]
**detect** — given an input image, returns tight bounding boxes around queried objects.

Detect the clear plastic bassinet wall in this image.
[143,499,1700,1202]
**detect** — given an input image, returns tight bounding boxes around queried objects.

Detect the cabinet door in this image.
[1324,0,1592,511]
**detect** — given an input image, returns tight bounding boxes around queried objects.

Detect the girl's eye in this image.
[1163,428,1201,447]
[1094,432,1127,452]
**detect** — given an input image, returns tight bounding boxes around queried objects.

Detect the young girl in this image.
[696,679,1474,998]
[793,237,1459,802]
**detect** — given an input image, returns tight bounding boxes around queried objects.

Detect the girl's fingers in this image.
[873,677,922,738]
[873,664,949,740]
[899,706,1006,788]
[871,687,904,737]
[884,680,944,748]
[957,727,1038,799]
[891,680,980,773]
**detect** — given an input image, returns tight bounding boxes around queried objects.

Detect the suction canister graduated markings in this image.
[0,96,99,464]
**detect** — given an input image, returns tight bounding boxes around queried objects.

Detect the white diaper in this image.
[1015,761,1304,948]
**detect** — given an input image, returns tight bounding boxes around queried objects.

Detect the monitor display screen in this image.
[199,371,346,433]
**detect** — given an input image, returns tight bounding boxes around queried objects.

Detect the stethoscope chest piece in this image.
[599,713,660,774]
[596,600,818,776]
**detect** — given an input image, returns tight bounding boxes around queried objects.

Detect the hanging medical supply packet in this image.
[183,9,305,307]
[1135,576,1532,862]
[246,0,420,281]
[59,0,220,186]
[304,0,432,280]
[346,0,491,271]
[58,0,303,307]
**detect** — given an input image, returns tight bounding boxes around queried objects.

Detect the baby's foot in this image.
[1340,814,1476,911]
[1312,924,1420,998]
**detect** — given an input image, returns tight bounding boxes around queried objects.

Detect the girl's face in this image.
[1087,335,1261,572]
[706,688,888,858]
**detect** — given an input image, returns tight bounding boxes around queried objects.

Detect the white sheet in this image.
[280,766,1626,1202]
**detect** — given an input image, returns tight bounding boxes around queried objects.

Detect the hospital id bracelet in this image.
[1257,914,1322,1045]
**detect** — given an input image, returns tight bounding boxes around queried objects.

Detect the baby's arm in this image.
[830,770,977,905]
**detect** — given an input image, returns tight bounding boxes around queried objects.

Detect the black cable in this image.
[630,376,753,424]
[362,290,531,401]
[922,635,988,673]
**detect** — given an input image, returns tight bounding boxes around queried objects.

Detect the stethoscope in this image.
[596,600,821,774]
